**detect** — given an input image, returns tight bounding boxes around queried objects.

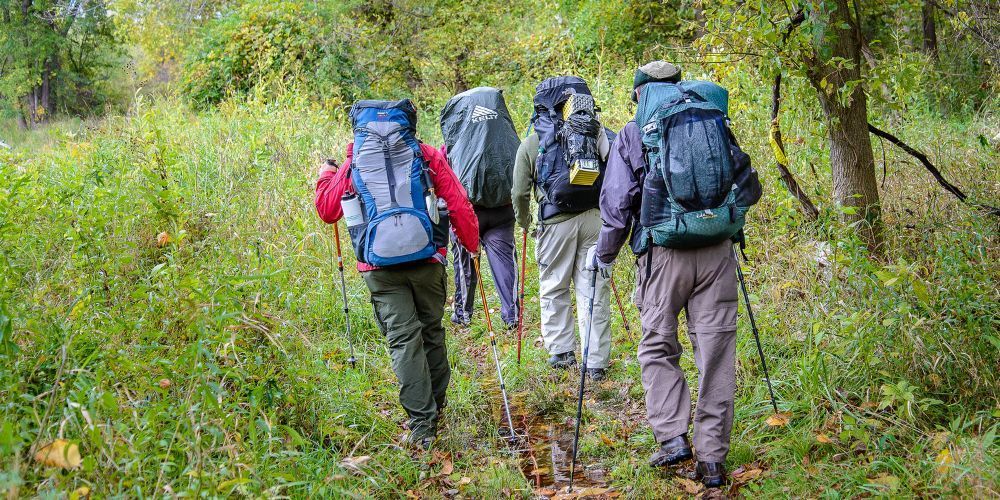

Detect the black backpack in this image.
[439,87,519,208]
[531,76,607,220]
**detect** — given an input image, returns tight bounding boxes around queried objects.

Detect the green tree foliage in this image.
[698,0,997,252]
[560,0,687,60]
[112,0,236,81]
[179,0,357,107]
[0,0,121,127]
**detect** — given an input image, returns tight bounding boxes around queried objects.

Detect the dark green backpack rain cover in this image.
[440,87,519,208]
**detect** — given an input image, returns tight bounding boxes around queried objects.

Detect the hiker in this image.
[512,76,615,380]
[586,61,762,487]
[315,99,480,449]
[440,87,520,328]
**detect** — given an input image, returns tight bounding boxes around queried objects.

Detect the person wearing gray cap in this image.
[586,60,762,488]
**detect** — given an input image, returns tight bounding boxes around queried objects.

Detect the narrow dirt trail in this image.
[457,327,617,499]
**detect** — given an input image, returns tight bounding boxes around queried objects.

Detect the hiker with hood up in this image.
[512,76,615,380]
[315,99,480,450]
[586,62,762,487]
[440,87,521,329]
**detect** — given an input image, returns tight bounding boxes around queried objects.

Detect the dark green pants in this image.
[363,263,450,440]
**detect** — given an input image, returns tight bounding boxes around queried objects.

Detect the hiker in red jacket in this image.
[315,100,480,449]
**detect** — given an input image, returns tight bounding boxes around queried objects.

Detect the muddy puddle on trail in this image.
[512,413,613,498]
[467,342,614,498]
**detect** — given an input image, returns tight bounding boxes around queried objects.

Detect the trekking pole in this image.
[473,253,517,440]
[732,245,778,414]
[456,239,469,323]
[568,268,598,493]
[516,229,528,364]
[333,222,357,368]
[608,273,634,343]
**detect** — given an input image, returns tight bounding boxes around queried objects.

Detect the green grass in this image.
[1,74,998,498]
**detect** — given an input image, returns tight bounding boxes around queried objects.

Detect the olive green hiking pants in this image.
[363,263,450,441]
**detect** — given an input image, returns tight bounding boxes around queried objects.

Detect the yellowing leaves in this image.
[156,231,171,247]
[340,455,371,475]
[935,448,953,474]
[674,477,704,495]
[731,466,763,483]
[816,433,834,444]
[869,473,900,492]
[33,439,82,469]
[766,412,792,427]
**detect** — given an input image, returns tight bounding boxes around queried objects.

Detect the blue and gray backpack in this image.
[636,81,760,249]
[348,99,440,267]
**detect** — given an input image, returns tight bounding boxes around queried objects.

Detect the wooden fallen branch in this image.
[867,123,1000,217]
[768,10,820,220]
[770,73,820,221]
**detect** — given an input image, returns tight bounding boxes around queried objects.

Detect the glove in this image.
[585,245,613,278]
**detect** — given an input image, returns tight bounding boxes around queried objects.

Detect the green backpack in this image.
[636,80,760,249]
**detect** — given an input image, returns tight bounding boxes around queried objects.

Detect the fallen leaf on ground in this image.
[534,487,557,497]
[870,473,900,491]
[457,476,472,486]
[675,477,704,495]
[574,487,612,496]
[816,433,833,444]
[158,378,172,389]
[340,455,371,474]
[935,448,953,474]
[156,232,171,247]
[765,412,792,427]
[732,467,763,483]
[70,486,90,499]
[600,433,615,446]
[438,455,454,476]
[34,439,82,469]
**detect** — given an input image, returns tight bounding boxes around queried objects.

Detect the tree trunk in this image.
[40,57,53,121]
[922,0,939,59]
[806,0,883,253]
[452,53,468,94]
[694,1,706,39]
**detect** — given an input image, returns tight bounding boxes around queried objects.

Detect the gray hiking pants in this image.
[635,240,738,462]
[452,204,519,326]
[536,209,612,369]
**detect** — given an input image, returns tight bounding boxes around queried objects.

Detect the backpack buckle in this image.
[697,209,717,219]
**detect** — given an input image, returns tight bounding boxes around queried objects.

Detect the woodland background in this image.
[0,0,998,497]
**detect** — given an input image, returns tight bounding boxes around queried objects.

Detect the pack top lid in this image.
[349,99,418,130]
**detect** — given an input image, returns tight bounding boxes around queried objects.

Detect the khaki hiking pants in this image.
[635,241,738,463]
[536,209,612,369]
[363,263,449,441]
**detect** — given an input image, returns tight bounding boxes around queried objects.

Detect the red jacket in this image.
[315,143,480,272]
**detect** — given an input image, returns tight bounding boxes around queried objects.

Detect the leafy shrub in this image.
[180,0,358,108]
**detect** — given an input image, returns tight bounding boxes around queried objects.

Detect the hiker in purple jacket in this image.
[586,61,762,488]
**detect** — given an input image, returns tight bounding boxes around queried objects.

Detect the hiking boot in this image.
[403,431,436,451]
[649,434,693,467]
[695,461,726,488]
[587,368,607,381]
[450,313,470,327]
[547,351,577,369]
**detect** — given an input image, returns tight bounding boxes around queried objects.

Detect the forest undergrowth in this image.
[1,64,998,497]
